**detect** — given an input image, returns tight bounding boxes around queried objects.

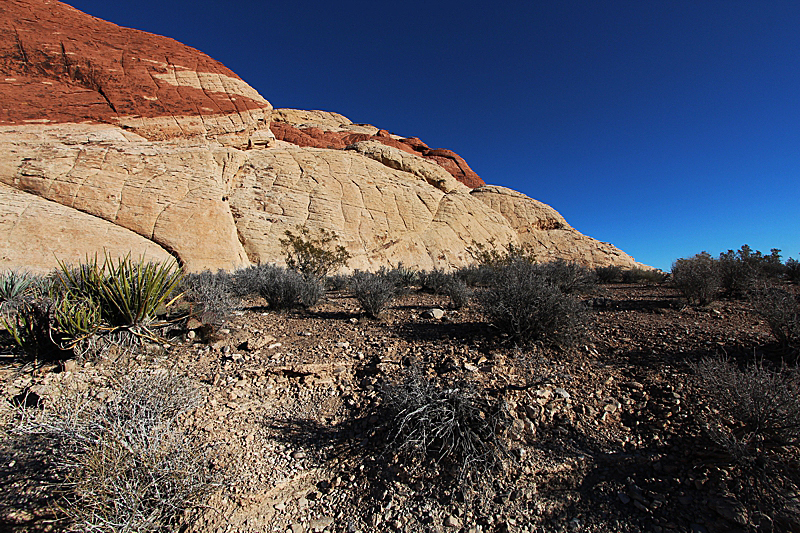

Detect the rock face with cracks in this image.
[0,0,648,273]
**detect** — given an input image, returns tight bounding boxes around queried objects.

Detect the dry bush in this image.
[13,371,213,533]
[595,265,623,283]
[694,356,800,460]
[279,225,350,281]
[180,269,240,330]
[535,259,597,294]
[446,276,472,309]
[671,252,721,305]
[349,270,396,318]
[480,259,589,348]
[749,287,800,352]
[381,369,511,492]
[235,264,323,311]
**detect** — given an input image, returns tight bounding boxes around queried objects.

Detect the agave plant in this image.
[0,270,36,312]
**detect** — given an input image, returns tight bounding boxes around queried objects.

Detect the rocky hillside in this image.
[0,0,647,273]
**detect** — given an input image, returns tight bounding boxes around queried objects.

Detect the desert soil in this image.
[0,283,797,533]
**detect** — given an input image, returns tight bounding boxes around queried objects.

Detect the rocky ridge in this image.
[0,0,648,274]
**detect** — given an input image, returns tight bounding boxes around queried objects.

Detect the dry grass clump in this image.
[348,270,396,318]
[381,369,511,493]
[13,372,214,533]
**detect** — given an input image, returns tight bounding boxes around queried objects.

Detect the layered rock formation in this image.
[0,0,647,274]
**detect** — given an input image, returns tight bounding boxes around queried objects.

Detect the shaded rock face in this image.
[0,0,647,274]
[0,0,272,146]
[271,109,485,188]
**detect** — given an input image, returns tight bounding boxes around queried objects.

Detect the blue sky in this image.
[65,0,800,271]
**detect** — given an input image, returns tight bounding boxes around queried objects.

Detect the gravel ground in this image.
[1,282,798,533]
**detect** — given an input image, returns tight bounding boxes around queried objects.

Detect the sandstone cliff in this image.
[0,0,647,274]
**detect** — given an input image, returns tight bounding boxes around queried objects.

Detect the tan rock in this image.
[0,183,172,273]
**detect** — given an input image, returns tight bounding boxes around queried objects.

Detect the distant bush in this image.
[380,263,419,295]
[418,268,452,295]
[246,264,323,311]
[467,239,538,267]
[480,259,588,348]
[349,271,396,318]
[280,225,350,281]
[786,258,800,284]
[749,287,800,352]
[671,252,720,306]
[536,259,597,294]
[181,270,240,330]
[453,264,495,288]
[621,267,668,284]
[595,265,623,284]
[13,371,214,533]
[325,273,350,291]
[446,277,472,309]
[381,369,511,490]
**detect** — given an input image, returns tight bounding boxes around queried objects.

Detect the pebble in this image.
[617,492,631,504]
[309,516,334,530]
[292,451,307,459]
[444,515,461,528]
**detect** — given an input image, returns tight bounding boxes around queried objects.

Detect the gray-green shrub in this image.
[349,271,396,318]
[671,252,720,305]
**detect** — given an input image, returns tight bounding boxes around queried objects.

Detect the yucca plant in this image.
[0,270,36,312]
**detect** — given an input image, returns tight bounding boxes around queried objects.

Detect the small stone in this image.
[463,362,479,372]
[554,387,570,400]
[186,330,196,340]
[291,523,305,533]
[444,515,461,528]
[422,308,445,319]
[336,341,350,348]
[309,516,334,530]
[274,502,286,511]
[618,492,631,504]
[292,450,307,459]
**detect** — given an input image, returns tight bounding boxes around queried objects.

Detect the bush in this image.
[671,252,720,305]
[453,264,495,288]
[280,226,351,280]
[480,260,588,348]
[242,264,323,311]
[349,271,396,318]
[418,268,451,295]
[446,277,472,309]
[536,259,597,294]
[380,263,419,295]
[621,267,668,284]
[381,369,511,489]
[595,265,623,283]
[694,356,800,460]
[13,371,214,533]
[750,287,800,351]
[180,270,240,330]
[786,258,800,284]
[325,273,350,291]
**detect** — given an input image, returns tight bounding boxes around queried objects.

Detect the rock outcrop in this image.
[0,0,273,147]
[0,0,648,274]
[271,109,485,188]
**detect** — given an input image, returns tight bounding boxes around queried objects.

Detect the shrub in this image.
[453,264,495,287]
[621,267,668,284]
[381,369,511,489]
[446,277,472,309]
[349,271,396,318]
[467,239,538,267]
[595,265,623,283]
[536,259,597,294]
[418,268,451,295]
[786,258,800,284]
[280,225,351,280]
[325,273,350,291]
[180,270,240,330]
[480,260,588,348]
[13,371,213,533]
[694,356,800,460]
[245,264,323,311]
[380,263,419,295]
[671,252,720,305]
[55,254,183,333]
[749,287,800,351]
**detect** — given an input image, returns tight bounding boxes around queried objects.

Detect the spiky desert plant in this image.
[0,270,36,312]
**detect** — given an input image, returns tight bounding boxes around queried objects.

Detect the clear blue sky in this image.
[65,0,800,271]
